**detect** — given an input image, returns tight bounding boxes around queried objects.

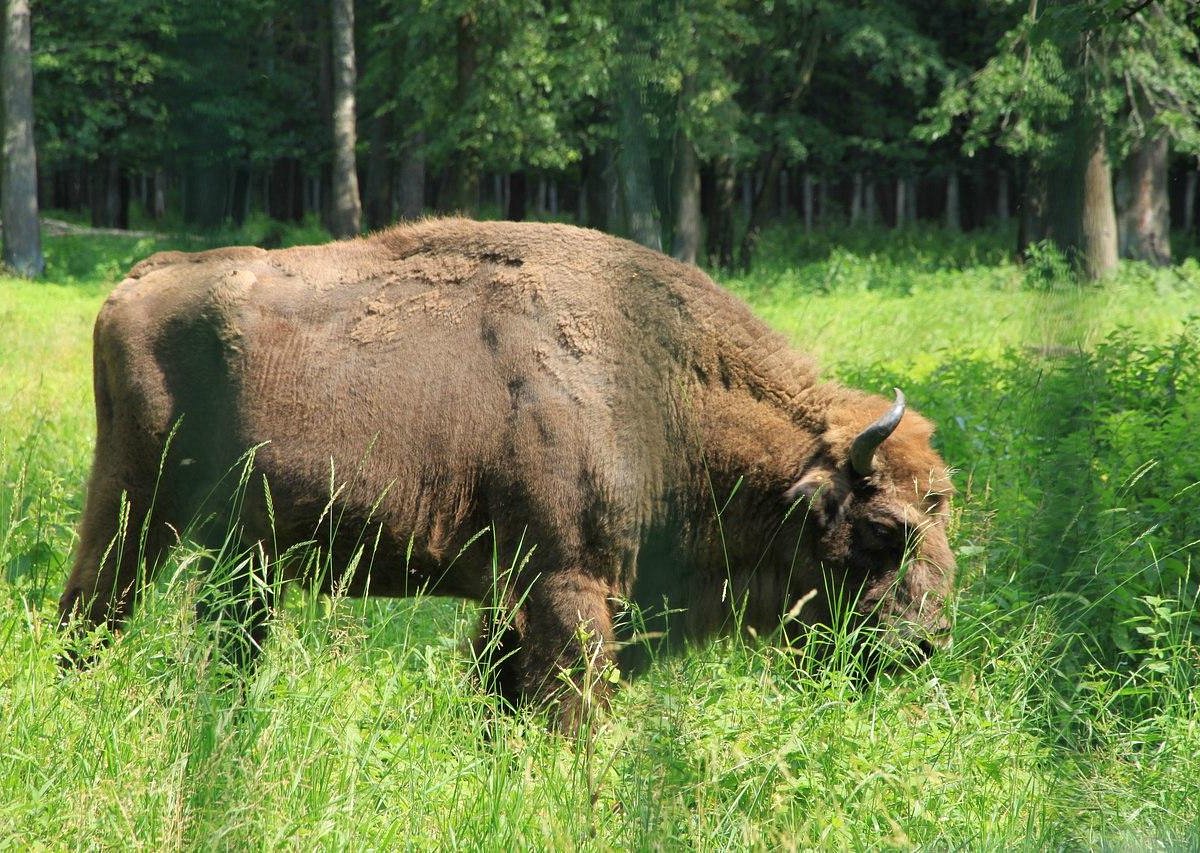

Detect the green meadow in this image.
[2,224,1199,848]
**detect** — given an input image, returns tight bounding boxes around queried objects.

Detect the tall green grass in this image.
[1,223,1198,847]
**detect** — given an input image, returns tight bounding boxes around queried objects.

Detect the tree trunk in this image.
[444,13,479,213]
[1079,124,1118,279]
[894,176,906,228]
[614,80,661,250]
[90,158,129,229]
[534,175,546,215]
[230,168,251,226]
[2,0,41,276]
[996,169,1010,223]
[945,170,961,230]
[707,154,735,270]
[1017,175,1041,256]
[306,173,322,219]
[1116,132,1170,265]
[604,146,622,234]
[329,0,361,237]
[268,158,304,222]
[39,165,52,212]
[152,168,167,220]
[905,177,917,224]
[802,172,814,234]
[1183,165,1197,234]
[864,179,878,224]
[508,171,527,221]
[672,125,701,265]
[182,164,227,228]
[364,114,393,229]
[397,132,425,220]
[738,148,785,269]
[581,151,607,229]
[850,172,863,225]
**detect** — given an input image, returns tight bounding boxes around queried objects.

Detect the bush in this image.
[1021,239,1074,290]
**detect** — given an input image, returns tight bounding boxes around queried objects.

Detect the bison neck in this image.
[625,385,826,658]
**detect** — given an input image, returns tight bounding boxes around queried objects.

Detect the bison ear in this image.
[784,471,834,526]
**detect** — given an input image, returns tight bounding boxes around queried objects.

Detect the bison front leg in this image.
[58,475,170,657]
[478,572,617,737]
[473,596,525,713]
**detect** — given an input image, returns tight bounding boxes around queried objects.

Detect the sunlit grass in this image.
[1,224,1198,847]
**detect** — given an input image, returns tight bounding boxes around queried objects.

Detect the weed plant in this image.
[1,223,1198,847]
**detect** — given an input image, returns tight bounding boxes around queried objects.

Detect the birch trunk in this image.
[329,0,362,236]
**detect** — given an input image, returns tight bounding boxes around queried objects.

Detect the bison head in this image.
[787,389,956,665]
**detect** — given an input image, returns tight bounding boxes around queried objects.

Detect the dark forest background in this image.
[19,0,1200,277]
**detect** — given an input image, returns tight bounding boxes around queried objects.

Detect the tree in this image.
[672,2,751,265]
[736,1,823,269]
[33,0,175,228]
[613,50,662,250]
[2,0,43,277]
[1116,132,1169,265]
[731,0,948,266]
[672,73,702,264]
[330,0,361,236]
[370,0,603,217]
[922,0,1200,279]
[1109,1,1200,264]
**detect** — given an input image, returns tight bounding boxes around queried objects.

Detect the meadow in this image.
[2,221,1199,848]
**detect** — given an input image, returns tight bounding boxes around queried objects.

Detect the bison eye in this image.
[860,518,905,551]
[868,520,898,539]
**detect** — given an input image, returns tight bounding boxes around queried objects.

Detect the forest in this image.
[7,0,1200,274]
[2,0,1200,848]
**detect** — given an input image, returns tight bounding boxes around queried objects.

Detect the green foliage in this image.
[1021,238,1074,288]
[367,0,610,175]
[42,233,178,287]
[162,1,329,170]
[920,0,1200,159]
[33,0,176,168]
[806,0,951,169]
[218,212,333,249]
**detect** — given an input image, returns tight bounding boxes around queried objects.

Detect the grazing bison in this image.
[58,218,955,732]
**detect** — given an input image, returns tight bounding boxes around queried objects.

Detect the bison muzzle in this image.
[57,219,956,734]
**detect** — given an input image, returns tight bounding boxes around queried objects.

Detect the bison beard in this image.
[57,218,956,735]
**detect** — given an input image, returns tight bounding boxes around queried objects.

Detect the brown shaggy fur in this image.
[58,218,956,733]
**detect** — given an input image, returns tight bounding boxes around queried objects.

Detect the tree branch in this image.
[1121,0,1158,21]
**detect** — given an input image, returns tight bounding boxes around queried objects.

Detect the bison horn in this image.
[849,388,906,476]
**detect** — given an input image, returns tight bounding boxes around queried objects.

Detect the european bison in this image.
[58,218,955,732]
